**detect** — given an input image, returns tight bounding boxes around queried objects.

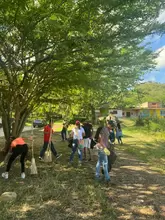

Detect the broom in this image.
[30,125,38,175]
[44,118,52,163]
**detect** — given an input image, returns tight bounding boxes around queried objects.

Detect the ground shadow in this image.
[0,129,165,220]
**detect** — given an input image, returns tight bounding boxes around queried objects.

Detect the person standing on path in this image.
[116,121,123,145]
[95,121,114,183]
[83,121,93,161]
[39,120,62,160]
[69,121,85,166]
[61,122,68,141]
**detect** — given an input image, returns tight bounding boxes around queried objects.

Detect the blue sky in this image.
[143,11,165,83]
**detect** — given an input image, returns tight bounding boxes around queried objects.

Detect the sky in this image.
[143,10,165,83]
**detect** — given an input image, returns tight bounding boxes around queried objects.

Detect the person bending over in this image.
[2,136,28,179]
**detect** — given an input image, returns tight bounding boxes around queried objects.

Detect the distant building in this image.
[95,106,123,123]
[123,102,165,118]
[108,109,123,118]
[95,102,165,122]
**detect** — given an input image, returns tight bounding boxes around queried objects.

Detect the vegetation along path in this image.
[0,123,165,220]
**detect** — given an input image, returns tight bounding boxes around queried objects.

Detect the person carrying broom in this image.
[39,119,62,160]
[2,136,28,179]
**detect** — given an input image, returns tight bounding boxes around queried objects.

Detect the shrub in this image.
[135,117,145,126]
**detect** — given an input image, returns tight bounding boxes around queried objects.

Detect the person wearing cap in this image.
[69,121,85,165]
[2,136,28,179]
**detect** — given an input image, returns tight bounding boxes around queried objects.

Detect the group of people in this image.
[69,120,93,165]
[1,117,122,183]
[108,119,123,145]
[68,119,120,183]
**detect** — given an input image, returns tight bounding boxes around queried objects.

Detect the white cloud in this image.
[157,10,165,24]
[155,46,165,68]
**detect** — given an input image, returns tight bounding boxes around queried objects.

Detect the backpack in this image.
[68,137,73,148]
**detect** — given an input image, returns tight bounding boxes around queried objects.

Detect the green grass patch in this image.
[0,128,117,220]
[25,122,32,126]
[120,119,165,173]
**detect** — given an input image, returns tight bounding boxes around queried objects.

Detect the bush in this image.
[135,117,145,126]
[151,118,165,132]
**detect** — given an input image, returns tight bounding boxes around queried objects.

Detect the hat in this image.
[75,120,80,125]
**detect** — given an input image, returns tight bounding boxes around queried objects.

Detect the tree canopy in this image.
[0,0,165,150]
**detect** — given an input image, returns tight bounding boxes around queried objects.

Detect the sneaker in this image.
[56,154,62,159]
[2,172,8,179]
[39,156,44,161]
[21,172,25,179]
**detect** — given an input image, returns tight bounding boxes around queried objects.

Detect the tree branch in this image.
[0,57,12,84]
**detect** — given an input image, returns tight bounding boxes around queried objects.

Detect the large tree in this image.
[0,0,164,151]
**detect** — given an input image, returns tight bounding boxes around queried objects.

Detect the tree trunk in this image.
[90,105,96,125]
[2,107,31,154]
[2,112,11,154]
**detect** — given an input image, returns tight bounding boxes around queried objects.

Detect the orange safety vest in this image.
[11,137,26,148]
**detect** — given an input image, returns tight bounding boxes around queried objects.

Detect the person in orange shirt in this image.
[2,136,28,179]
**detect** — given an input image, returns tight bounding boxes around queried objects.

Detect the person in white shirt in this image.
[69,121,85,165]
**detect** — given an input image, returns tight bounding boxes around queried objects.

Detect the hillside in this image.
[122,82,165,107]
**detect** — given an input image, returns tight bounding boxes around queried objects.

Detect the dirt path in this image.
[106,149,165,220]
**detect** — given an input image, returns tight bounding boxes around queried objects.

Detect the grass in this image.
[0,119,165,219]
[119,118,165,173]
[0,128,117,220]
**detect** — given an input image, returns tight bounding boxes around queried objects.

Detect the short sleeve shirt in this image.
[99,127,110,148]
[44,125,54,142]
[83,123,93,138]
[11,137,26,148]
[72,127,85,140]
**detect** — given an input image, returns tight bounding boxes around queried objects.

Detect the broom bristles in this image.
[30,157,38,175]
[44,149,52,162]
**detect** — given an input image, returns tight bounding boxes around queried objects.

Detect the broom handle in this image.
[48,118,53,149]
[31,124,34,158]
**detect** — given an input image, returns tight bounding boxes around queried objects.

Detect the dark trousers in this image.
[40,141,57,158]
[61,129,67,140]
[6,144,28,173]
[117,136,122,144]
